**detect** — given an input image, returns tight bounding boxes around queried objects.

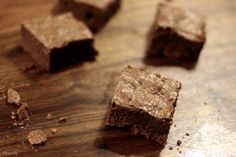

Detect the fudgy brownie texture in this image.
[21,13,97,71]
[147,3,206,61]
[106,66,181,145]
[56,0,121,32]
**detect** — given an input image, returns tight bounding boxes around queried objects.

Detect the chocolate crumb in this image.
[51,128,58,134]
[17,102,29,120]
[186,133,190,136]
[177,140,182,146]
[169,146,173,150]
[174,125,176,127]
[17,121,24,126]
[28,130,47,145]
[11,112,17,120]
[7,89,30,122]
[58,117,67,123]
[7,88,21,105]
[46,113,53,120]
[179,151,182,154]
[132,127,139,135]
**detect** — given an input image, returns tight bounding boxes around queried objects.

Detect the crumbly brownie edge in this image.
[106,102,172,145]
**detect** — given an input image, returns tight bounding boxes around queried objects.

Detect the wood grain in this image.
[0,0,236,156]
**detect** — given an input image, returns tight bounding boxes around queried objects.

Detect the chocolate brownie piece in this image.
[147,3,206,61]
[21,13,97,71]
[57,0,121,32]
[106,66,181,145]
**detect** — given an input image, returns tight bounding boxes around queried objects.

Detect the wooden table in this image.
[0,0,236,156]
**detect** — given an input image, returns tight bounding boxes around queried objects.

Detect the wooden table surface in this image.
[0,0,236,156]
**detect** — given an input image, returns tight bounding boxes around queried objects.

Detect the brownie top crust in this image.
[112,66,181,120]
[74,0,117,10]
[156,3,206,42]
[22,13,93,51]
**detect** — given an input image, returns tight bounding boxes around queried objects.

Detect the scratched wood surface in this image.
[0,0,236,156]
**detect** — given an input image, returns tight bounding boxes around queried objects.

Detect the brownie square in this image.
[21,13,97,71]
[106,66,181,145]
[147,3,206,61]
[56,0,121,32]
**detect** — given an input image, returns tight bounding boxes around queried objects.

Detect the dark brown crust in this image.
[147,3,206,61]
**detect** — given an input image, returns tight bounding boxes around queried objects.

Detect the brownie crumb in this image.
[28,130,47,145]
[46,113,53,120]
[174,125,176,127]
[17,102,29,120]
[186,133,190,136]
[131,127,139,135]
[51,128,58,134]
[17,121,24,126]
[11,112,17,120]
[7,88,21,105]
[58,117,67,123]
[169,146,173,150]
[177,140,182,146]
[7,89,30,122]
[179,151,182,154]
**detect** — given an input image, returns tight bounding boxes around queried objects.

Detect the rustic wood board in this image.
[0,0,236,156]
